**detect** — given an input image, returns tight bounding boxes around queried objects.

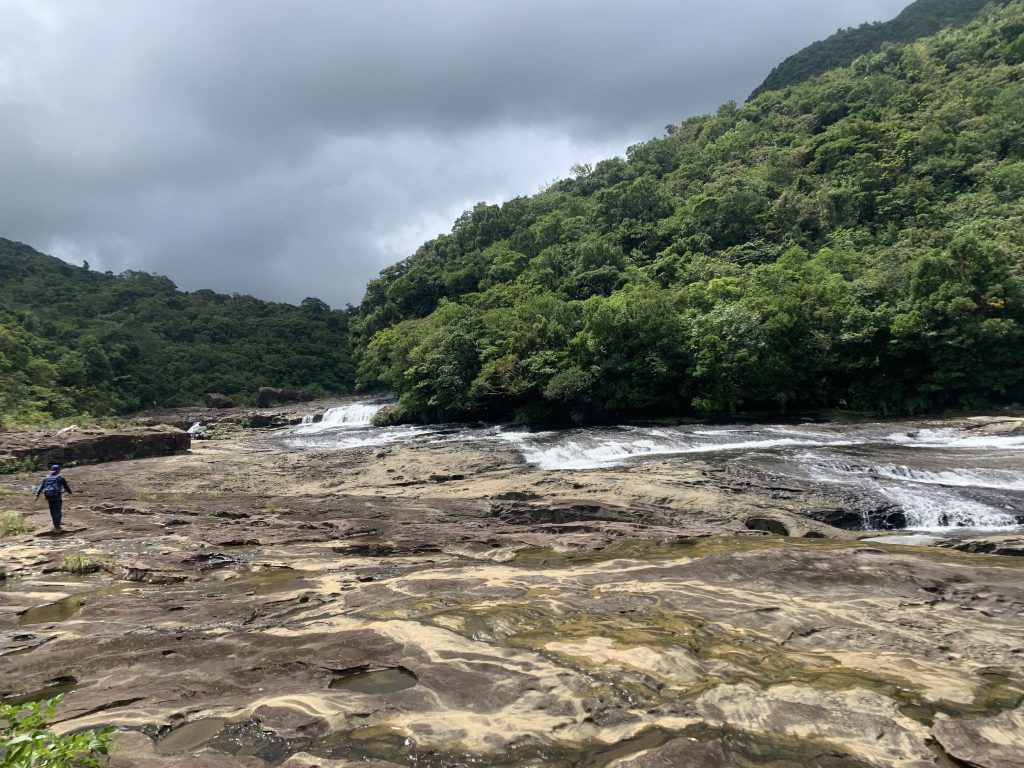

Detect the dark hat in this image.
[51,464,61,471]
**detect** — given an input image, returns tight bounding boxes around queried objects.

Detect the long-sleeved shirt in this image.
[36,474,72,497]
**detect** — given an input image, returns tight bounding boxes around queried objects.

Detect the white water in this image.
[885,428,1024,450]
[873,484,1015,530]
[494,426,852,470]
[818,462,1024,491]
[291,403,385,434]
[282,401,444,450]
[282,409,1024,531]
[497,423,1024,529]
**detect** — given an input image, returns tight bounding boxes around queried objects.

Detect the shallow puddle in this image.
[156,717,228,753]
[300,722,885,767]
[19,594,87,625]
[329,666,418,694]
[228,566,311,595]
[0,676,77,707]
[17,581,137,625]
[863,534,944,546]
[204,719,294,762]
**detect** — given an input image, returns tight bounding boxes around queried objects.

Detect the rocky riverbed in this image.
[1,406,1023,767]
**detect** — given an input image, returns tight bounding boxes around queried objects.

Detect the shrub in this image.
[0,457,42,476]
[0,695,115,767]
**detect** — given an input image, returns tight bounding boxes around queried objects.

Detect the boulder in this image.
[938,537,1024,557]
[863,505,908,530]
[202,393,235,408]
[256,387,313,408]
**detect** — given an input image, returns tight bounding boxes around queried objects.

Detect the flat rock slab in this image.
[34,527,86,537]
[1,427,189,470]
[1,422,1023,766]
[2,534,1023,767]
[933,708,1024,768]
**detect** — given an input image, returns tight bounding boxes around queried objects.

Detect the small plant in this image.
[0,694,115,767]
[133,491,155,502]
[264,502,278,513]
[0,511,28,537]
[60,553,101,575]
[0,456,42,476]
[206,490,222,499]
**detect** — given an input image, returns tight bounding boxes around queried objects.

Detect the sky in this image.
[0,0,912,308]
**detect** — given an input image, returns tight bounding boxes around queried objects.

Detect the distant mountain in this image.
[0,238,354,426]
[353,1,1024,425]
[750,0,1013,99]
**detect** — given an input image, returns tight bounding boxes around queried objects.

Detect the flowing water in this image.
[281,403,1024,532]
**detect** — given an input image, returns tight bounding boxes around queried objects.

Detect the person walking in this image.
[35,464,72,531]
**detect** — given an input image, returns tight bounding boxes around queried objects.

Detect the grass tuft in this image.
[0,510,28,537]
[60,553,102,575]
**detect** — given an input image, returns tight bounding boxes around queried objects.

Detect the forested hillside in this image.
[750,0,1012,98]
[0,239,354,426]
[354,1,1024,425]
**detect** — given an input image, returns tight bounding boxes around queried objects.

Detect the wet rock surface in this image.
[0,419,1023,767]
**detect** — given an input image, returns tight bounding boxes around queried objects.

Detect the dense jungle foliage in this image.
[751,0,1012,98]
[0,239,354,427]
[354,1,1024,425]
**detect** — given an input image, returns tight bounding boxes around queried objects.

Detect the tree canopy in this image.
[0,239,354,426]
[354,1,1024,425]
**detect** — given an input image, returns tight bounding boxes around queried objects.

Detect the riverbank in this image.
[1,410,1023,767]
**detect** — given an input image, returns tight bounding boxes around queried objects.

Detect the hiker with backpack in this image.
[35,464,72,531]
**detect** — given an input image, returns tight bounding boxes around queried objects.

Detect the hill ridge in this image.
[749,0,1013,98]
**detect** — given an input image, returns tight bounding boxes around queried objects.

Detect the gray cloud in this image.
[1,0,910,306]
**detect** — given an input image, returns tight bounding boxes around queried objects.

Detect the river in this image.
[281,402,1024,532]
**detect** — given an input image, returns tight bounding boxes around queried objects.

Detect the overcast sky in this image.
[1,0,911,308]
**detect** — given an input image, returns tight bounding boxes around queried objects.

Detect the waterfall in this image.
[877,484,1016,530]
[291,402,385,434]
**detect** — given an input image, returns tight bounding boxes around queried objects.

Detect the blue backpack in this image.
[41,475,63,498]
